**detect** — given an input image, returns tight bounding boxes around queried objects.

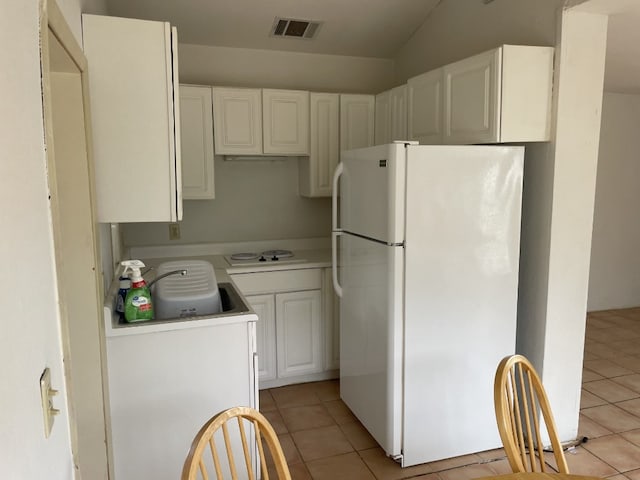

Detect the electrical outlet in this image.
[40,368,60,438]
[169,223,180,240]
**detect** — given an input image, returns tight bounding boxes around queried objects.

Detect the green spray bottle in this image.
[121,260,154,322]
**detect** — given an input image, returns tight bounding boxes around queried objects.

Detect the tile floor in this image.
[260,306,640,480]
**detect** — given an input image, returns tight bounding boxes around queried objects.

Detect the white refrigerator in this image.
[331,142,524,467]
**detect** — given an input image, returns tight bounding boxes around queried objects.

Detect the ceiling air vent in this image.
[271,17,321,39]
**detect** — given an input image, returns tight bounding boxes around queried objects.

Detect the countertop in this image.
[104,248,331,337]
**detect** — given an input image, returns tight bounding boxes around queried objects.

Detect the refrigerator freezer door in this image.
[339,232,403,457]
[401,145,524,465]
[340,143,406,244]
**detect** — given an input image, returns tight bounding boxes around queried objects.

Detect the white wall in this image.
[123,157,331,245]
[122,45,393,248]
[393,0,561,83]
[588,93,640,311]
[0,1,86,477]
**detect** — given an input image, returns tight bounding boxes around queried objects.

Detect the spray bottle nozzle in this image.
[121,260,146,282]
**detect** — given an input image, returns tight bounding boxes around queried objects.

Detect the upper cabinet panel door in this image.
[340,94,375,153]
[375,90,391,146]
[390,84,408,142]
[82,14,181,222]
[408,69,443,145]
[299,93,340,197]
[263,89,310,155]
[212,87,262,155]
[443,48,501,144]
[179,85,214,199]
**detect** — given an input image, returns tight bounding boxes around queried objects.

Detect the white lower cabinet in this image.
[231,268,337,388]
[246,294,276,381]
[276,290,322,377]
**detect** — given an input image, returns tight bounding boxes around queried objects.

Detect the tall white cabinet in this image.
[179,85,215,199]
[299,93,340,197]
[82,14,182,222]
[262,89,310,155]
[340,94,375,152]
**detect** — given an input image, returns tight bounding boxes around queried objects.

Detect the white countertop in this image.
[104,248,331,337]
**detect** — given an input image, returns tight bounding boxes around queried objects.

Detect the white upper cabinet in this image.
[263,89,309,155]
[299,93,340,197]
[376,85,408,145]
[340,94,375,153]
[408,68,443,144]
[443,45,554,144]
[82,14,182,223]
[212,87,262,155]
[179,85,214,200]
[374,90,391,145]
[390,85,408,142]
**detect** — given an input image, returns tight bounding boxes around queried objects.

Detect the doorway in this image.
[41,2,110,478]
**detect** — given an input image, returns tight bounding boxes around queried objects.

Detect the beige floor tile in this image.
[280,404,335,432]
[583,434,640,472]
[359,447,433,480]
[612,355,640,373]
[544,445,618,477]
[583,351,602,361]
[408,474,442,480]
[271,384,322,408]
[587,317,618,328]
[486,458,516,475]
[324,399,358,425]
[427,453,482,472]
[582,404,640,432]
[620,428,640,447]
[584,359,634,378]
[263,409,288,435]
[476,448,506,461]
[614,374,640,394]
[606,474,632,480]
[583,369,605,383]
[587,343,628,359]
[278,434,304,465]
[581,388,609,408]
[617,398,640,417]
[583,379,640,403]
[579,413,614,439]
[260,389,277,412]
[437,462,498,480]
[627,469,640,480]
[312,379,340,402]
[339,421,378,451]
[289,462,313,480]
[291,425,354,461]
[305,452,375,480]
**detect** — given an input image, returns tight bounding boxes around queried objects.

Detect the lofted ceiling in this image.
[105,0,442,58]
[105,0,640,93]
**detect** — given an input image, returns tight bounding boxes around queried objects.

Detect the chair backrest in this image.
[182,406,292,480]
[493,354,569,474]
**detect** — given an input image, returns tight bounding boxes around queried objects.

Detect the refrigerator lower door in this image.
[339,233,403,458]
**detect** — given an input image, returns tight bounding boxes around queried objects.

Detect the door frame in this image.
[40,1,111,478]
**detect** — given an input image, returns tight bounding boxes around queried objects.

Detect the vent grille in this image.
[271,17,321,39]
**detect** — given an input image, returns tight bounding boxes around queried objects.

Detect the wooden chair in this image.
[493,354,569,474]
[181,406,292,480]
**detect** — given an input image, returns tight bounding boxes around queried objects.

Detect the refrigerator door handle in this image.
[332,162,344,298]
[332,162,344,232]
[332,231,343,298]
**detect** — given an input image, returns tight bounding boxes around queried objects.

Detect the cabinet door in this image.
[340,94,375,152]
[299,93,340,197]
[246,294,277,382]
[82,14,181,222]
[212,87,262,155]
[263,89,309,155]
[443,48,501,144]
[179,85,215,199]
[407,69,443,145]
[390,85,407,142]
[374,90,391,146]
[275,290,322,378]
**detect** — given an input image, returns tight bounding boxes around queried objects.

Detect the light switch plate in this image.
[40,368,59,438]
[169,223,181,240]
